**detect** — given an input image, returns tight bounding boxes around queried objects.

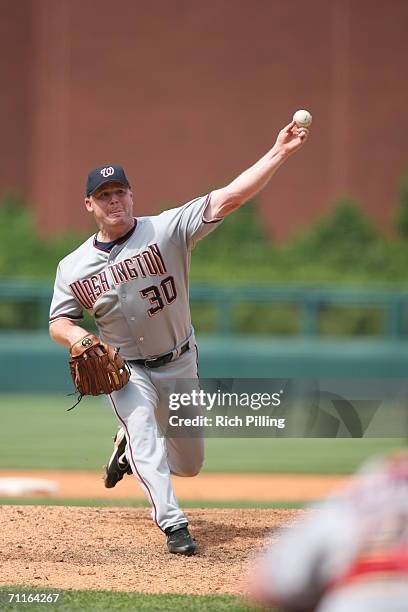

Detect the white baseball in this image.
[293,109,312,127]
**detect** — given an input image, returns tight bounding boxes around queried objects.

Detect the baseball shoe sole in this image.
[165,524,197,556]
[103,428,132,488]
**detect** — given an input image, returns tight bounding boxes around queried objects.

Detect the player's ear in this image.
[84,197,93,212]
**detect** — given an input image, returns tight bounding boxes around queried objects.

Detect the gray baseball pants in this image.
[108,345,203,531]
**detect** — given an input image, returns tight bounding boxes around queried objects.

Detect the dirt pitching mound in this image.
[1,506,302,594]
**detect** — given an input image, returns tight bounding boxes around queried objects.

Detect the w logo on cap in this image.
[101,167,115,178]
[86,164,130,197]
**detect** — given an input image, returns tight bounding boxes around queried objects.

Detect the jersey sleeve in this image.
[49,264,84,324]
[166,193,223,249]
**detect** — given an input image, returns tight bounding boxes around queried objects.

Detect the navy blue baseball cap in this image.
[86,164,131,197]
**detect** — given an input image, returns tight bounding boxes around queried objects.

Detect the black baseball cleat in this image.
[165,523,197,556]
[103,428,132,488]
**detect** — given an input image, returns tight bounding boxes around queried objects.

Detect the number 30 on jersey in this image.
[139,275,177,317]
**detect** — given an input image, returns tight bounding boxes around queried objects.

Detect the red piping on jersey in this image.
[202,192,223,224]
[203,217,223,224]
[48,313,83,323]
[108,393,162,532]
[93,218,138,252]
[329,548,408,591]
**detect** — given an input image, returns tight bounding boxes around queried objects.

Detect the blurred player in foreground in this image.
[245,451,408,611]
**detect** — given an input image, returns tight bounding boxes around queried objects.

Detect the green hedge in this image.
[192,196,408,285]
[1,182,408,287]
[0,195,87,279]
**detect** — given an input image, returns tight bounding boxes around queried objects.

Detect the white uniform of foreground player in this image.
[49,118,309,551]
[246,451,408,611]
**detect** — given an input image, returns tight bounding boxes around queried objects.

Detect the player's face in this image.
[85,182,134,232]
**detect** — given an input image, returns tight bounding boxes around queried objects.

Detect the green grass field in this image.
[0,394,404,473]
[0,588,255,611]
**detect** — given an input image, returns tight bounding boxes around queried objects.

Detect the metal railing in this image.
[189,285,408,338]
[0,280,407,338]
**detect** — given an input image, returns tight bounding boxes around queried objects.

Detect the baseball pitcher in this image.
[49,119,309,555]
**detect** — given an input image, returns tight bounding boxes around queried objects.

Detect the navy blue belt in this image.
[129,341,190,369]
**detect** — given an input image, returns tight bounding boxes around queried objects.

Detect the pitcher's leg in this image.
[166,434,204,477]
[108,366,187,532]
[153,347,205,478]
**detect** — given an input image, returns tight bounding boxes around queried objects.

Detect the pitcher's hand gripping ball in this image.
[69,334,130,397]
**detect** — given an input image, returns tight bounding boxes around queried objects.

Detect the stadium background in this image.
[0,1,407,610]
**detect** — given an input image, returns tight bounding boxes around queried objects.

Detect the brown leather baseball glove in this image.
[69,334,130,400]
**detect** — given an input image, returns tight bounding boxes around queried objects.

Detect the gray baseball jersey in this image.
[49,193,221,358]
